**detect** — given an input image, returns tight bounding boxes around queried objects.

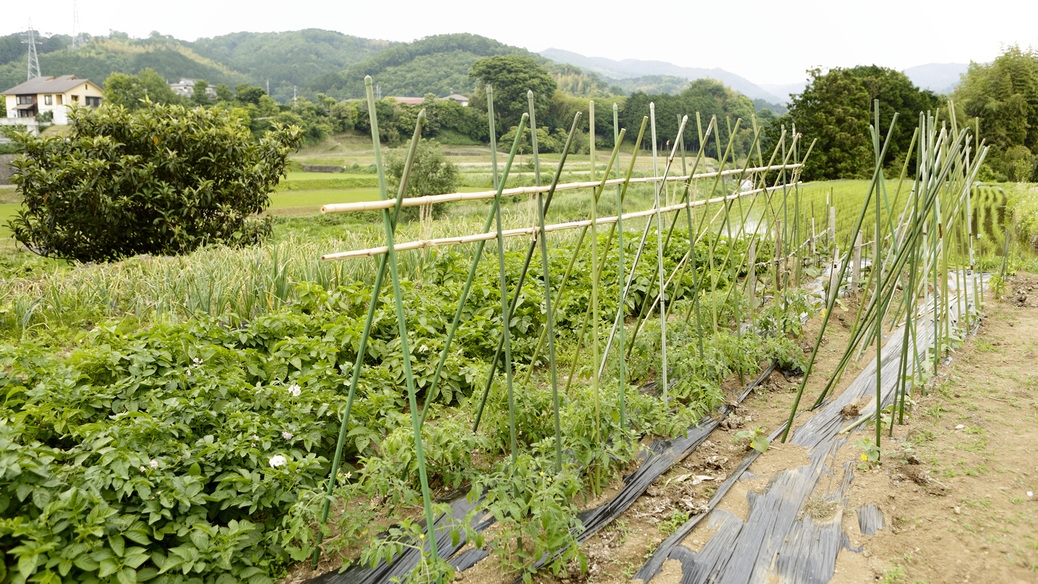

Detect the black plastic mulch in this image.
[307,365,778,583]
[632,299,966,583]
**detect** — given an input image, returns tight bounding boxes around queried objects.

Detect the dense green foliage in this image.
[103,68,184,109]
[778,66,942,181]
[7,104,301,262]
[308,34,542,100]
[188,29,390,103]
[953,46,1038,181]
[0,223,807,582]
[620,79,757,153]
[469,55,558,135]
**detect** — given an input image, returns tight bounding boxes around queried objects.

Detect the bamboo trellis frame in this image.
[320,181,798,260]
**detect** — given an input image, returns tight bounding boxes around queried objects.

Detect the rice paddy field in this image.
[2,105,1038,584]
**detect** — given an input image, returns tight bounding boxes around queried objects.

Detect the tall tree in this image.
[954,45,1038,181]
[192,79,211,105]
[103,68,183,110]
[469,55,556,136]
[781,66,941,181]
[234,84,267,106]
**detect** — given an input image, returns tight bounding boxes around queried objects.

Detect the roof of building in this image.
[2,75,98,96]
[389,96,425,106]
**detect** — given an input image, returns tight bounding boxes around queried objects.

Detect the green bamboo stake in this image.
[488,85,499,190]
[496,113,529,464]
[311,95,422,569]
[613,102,627,433]
[529,91,541,187]
[525,90,562,471]
[470,114,537,434]
[682,117,714,360]
[874,106,884,454]
[652,103,670,405]
[367,76,441,569]
[897,226,921,427]
[597,117,650,379]
[534,168,562,473]
[589,100,604,484]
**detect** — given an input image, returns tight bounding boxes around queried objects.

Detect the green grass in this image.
[268,188,380,215]
[0,202,17,239]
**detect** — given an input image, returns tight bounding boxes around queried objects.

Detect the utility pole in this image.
[24,23,41,80]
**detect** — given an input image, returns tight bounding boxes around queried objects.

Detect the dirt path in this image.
[829,274,1038,583]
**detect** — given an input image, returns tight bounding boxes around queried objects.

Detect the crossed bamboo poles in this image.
[310,75,818,573]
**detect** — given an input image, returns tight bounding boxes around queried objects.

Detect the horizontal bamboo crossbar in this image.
[319,163,803,215]
[321,183,798,261]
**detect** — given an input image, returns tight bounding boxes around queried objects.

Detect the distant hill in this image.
[0,29,392,104]
[903,63,969,95]
[759,82,807,103]
[0,32,249,95]
[539,48,786,104]
[307,33,558,100]
[188,29,391,102]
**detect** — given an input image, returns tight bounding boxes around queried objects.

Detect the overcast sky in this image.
[4,0,1037,86]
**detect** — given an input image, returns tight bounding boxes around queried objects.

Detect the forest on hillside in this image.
[0,30,759,106]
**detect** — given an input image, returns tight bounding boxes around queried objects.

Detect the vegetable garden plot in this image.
[0,78,998,584]
[301,79,815,582]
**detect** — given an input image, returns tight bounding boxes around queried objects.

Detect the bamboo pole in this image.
[653,104,671,404]
[311,97,422,570]
[495,113,529,465]
[613,102,627,434]
[488,84,499,190]
[528,89,541,224]
[320,165,799,215]
[589,100,604,484]
[471,112,568,434]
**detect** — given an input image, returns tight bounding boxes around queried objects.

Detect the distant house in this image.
[441,94,469,107]
[1,75,103,126]
[169,78,216,100]
[388,95,470,107]
[389,96,425,106]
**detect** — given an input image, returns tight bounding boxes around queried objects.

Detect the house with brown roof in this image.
[2,75,103,129]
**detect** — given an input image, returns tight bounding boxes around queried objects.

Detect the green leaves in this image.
[8,103,302,262]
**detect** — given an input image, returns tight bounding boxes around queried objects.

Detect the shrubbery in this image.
[7,103,301,262]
